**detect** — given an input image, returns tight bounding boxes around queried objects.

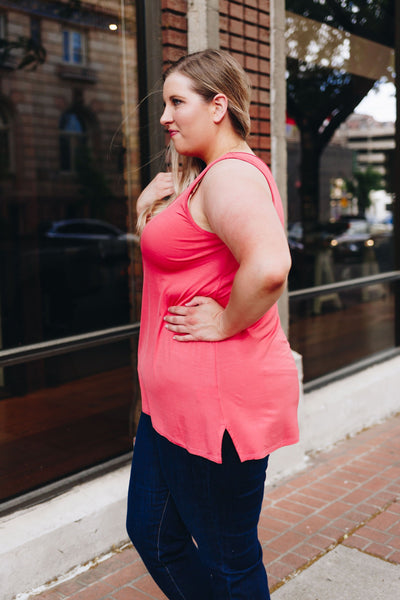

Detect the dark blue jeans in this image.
[126,413,270,600]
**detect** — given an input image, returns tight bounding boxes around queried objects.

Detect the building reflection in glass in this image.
[285,0,397,381]
[0,0,142,501]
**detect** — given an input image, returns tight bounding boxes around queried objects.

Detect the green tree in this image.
[346,167,385,216]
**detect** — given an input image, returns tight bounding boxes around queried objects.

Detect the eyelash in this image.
[172,98,182,106]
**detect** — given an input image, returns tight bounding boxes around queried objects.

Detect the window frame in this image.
[62,28,87,66]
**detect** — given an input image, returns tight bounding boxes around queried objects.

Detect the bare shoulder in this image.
[196,157,286,255]
[202,157,272,201]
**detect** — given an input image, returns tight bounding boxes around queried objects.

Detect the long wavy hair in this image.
[137,49,252,234]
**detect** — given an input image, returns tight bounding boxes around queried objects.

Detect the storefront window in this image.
[0,339,139,503]
[0,0,141,503]
[285,1,398,382]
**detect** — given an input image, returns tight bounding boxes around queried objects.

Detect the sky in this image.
[355,82,396,123]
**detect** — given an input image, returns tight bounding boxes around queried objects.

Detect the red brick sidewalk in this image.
[32,413,400,600]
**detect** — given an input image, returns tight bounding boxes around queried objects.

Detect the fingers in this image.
[154,173,174,197]
[168,297,208,312]
[156,172,173,183]
[185,296,207,307]
[167,305,189,316]
[164,320,194,340]
[146,173,174,202]
[171,334,195,342]
[164,306,195,337]
[164,309,187,330]
[163,298,225,342]
[164,321,187,332]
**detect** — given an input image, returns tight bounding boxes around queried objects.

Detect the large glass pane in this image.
[290,282,396,381]
[0,339,138,502]
[286,1,395,289]
[285,1,398,381]
[0,1,141,351]
[0,1,141,501]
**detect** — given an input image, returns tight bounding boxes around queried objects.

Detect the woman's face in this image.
[160,72,215,161]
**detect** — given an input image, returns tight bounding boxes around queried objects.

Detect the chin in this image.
[176,144,203,158]
[175,148,197,158]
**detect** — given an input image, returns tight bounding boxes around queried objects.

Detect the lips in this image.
[168,130,178,137]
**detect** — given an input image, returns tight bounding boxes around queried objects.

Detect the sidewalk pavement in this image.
[29,413,400,600]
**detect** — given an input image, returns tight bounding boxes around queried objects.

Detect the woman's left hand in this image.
[164,296,228,342]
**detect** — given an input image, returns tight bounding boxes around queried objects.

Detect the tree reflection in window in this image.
[286,0,394,45]
[285,0,395,243]
[59,110,87,172]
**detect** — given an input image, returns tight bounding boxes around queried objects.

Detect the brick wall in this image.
[220,0,271,165]
[161,0,188,67]
[160,1,271,164]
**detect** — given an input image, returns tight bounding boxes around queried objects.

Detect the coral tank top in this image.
[138,152,299,463]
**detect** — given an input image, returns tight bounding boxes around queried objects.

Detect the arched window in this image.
[59,111,87,172]
[0,105,11,176]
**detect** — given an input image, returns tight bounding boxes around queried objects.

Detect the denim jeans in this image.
[126,413,270,600]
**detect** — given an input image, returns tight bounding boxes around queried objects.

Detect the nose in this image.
[160,104,171,126]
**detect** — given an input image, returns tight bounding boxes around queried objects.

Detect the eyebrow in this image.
[165,94,185,100]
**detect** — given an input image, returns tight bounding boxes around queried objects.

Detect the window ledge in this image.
[57,63,97,83]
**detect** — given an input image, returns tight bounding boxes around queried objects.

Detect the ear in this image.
[211,93,229,124]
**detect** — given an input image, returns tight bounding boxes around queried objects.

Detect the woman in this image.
[126,49,299,600]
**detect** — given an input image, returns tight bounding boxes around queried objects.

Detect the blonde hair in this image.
[137,49,252,233]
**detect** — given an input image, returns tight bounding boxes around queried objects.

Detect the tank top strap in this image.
[183,151,284,224]
[185,152,273,197]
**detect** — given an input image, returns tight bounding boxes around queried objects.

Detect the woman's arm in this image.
[136,172,174,216]
[164,159,291,341]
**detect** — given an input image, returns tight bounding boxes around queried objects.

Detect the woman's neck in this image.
[204,138,252,164]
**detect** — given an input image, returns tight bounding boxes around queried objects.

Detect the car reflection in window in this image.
[288,218,394,289]
[39,219,139,337]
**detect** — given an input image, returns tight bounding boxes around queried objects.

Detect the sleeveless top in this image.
[138,152,299,463]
